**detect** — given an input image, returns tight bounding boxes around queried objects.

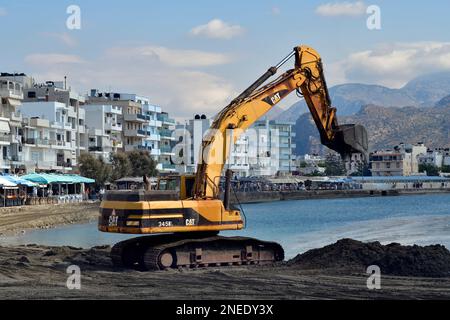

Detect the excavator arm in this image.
[193,45,368,199]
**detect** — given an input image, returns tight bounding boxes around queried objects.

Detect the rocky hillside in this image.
[435,94,450,108]
[278,72,450,121]
[295,104,450,155]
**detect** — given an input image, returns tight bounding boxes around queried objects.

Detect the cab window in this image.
[158,178,180,191]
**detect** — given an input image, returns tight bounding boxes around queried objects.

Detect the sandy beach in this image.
[1,202,450,300]
[0,202,100,236]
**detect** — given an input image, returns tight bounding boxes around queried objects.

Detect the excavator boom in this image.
[193,45,368,199]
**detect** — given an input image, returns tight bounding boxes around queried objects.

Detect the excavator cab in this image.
[156,175,196,200]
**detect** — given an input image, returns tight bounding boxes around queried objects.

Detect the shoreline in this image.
[1,190,449,237]
[232,188,450,204]
[0,202,100,237]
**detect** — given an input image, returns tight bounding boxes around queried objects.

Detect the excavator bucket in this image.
[324,124,369,161]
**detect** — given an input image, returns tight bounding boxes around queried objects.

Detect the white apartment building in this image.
[87,91,175,172]
[370,143,428,176]
[174,116,296,177]
[158,112,176,173]
[19,100,83,172]
[174,115,211,174]
[249,120,296,176]
[296,154,326,175]
[0,76,24,172]
[84,103,123,161]
[418,149,444,168]
[0,74,87,173]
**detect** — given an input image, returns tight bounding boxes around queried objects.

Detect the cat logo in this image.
[270,92,281,105]
[262,89,288,106]
[108,209,118,227]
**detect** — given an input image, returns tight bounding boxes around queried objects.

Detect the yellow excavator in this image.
[99,45,368,270]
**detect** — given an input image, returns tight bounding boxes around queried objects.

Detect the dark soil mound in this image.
[289,239,450,277]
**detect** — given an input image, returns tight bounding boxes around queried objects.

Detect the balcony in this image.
[30,118,50,128]
[145,132,160,141]
[50,140,69,148]
[160,145,174,155]
[159,129,173,139]
[50,121,63,129]
[0,134,11,144]
[148,119,162,127]
[89,146,103,152]
[137,145,152,151]
[151,148,161,156]
[25,138,50,146]
[161,163,176,171]
[0,80,23,100]
[57,161,73,168]
[124,113,147,122]
[10,112,22,122]
[157,114,175,124]
[123,129,146,137]
[105,122,122,131]
[104,105,122,114]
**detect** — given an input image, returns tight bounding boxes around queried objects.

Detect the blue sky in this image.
[1,0,449,118]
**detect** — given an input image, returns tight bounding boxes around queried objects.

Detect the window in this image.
[27,91,36,98]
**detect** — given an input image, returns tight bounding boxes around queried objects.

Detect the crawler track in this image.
[110,233,284,270]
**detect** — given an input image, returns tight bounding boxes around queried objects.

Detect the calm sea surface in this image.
[2,194,450,258]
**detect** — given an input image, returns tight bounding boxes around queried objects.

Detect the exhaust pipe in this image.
[223,169,233,210]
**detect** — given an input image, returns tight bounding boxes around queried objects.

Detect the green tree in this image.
[349,162,371,176]
[110,152,132,181]
[304,170,324,177]
[418,163,439,176]
[78,153,111,188]
[324,154,346,176]
[127,150,158,177]
[441,165,450,173]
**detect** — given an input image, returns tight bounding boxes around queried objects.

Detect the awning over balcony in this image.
[7,98,21,107]
[0,120,10,133]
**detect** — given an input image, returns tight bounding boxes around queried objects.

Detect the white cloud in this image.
[271,7,281,15]
[25,53,85,65]
[329,42,450,88]
[0,7,7,16]
[41,32,77,47]
[107,46,232,68]
[190,19,244,40]
[24,45,236,119]
[316,1,366,17]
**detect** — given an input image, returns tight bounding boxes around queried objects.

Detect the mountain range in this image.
[273,72,450,155]
[274,72,450,121]
[295,103,450,155]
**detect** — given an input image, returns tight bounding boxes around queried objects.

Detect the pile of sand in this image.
[289,238,450,277]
